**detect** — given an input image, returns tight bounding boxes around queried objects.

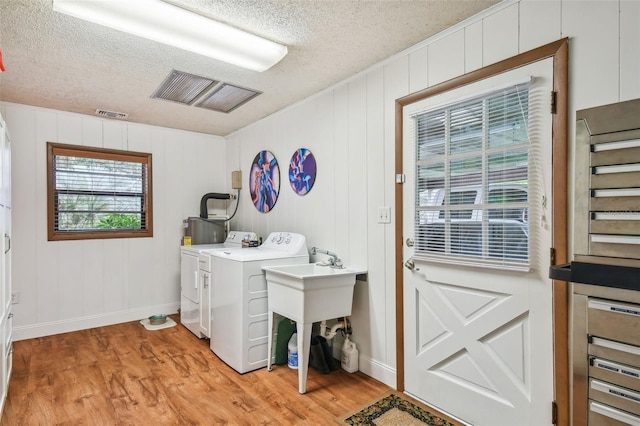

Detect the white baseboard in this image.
[329,335,397,389]
[12,302,180,341]
[358,354,397,388]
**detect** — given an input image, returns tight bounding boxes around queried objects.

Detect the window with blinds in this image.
[412,82,531,269]
[47,143,153,241]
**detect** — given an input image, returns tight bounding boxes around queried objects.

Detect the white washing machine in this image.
[206,232,309,374]
[180,230,257,338]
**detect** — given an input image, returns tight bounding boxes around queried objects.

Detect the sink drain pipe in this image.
[320,317,351,340]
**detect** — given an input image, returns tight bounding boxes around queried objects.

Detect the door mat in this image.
[338,390,462,426]
[140,317,177,331]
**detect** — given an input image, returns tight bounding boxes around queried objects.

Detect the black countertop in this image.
[549,261,640,291]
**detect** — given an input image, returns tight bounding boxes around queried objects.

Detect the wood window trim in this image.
[46,142,154,241]
[394,38,569,425]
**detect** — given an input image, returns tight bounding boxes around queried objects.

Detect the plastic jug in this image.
[341,335,358,373]
[288,333,298,369]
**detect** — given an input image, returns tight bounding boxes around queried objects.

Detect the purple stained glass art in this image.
[288,148,316,195]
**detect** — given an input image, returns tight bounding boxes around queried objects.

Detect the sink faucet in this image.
[311,247,344,269]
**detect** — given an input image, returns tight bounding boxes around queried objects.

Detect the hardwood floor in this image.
[1,316,390,425]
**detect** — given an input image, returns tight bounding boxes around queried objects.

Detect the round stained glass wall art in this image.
[288,148,316,195]
[249,150,280,213]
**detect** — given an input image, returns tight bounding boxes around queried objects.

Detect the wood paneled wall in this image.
[2,0,639,392]
[3,103,227,340]
[225,0,640,389]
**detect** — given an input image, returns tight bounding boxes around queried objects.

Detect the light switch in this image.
[377,207,391,224]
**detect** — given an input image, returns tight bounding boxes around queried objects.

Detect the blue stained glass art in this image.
[289,148,316,195]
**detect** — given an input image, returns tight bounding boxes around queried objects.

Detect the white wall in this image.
[1,102,228,340]
[226,0,640,387]
[2,0,639,388]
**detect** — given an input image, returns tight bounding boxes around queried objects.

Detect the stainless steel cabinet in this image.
[572,283,640,425]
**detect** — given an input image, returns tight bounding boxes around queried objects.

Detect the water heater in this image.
[183,217,225,245]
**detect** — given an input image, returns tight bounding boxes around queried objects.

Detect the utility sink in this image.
[264,262,361,393]
[263,263,357,323]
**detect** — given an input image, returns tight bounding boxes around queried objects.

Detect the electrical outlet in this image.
[377,207,391,224]
[11,292,19,304]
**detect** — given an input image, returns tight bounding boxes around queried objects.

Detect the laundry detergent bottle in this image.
[341,335,358,373]
[288,333,298,369]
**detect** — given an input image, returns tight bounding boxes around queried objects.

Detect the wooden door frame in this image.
[394,38,569,425]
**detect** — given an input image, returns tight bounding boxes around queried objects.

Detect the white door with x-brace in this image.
[403,58,554,426]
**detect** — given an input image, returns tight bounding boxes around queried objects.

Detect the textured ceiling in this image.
[0,0,500,136]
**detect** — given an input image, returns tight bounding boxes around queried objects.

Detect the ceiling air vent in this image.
[95,109,129,120]
[195,83,261,113]
[151,69,218,105]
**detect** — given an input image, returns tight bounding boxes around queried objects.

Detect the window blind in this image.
[47,143,152,240]
[411,81,533,270]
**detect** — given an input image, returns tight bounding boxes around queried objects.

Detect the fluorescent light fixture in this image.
[52,0,288,72]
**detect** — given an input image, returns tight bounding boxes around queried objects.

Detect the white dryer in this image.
[206,232,309,374]
[180,230,257,338]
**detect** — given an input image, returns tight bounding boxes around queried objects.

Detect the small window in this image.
[47,143,153,241]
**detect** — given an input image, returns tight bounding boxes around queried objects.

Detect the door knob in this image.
[404,259,419,271]
[406,238,414,247]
